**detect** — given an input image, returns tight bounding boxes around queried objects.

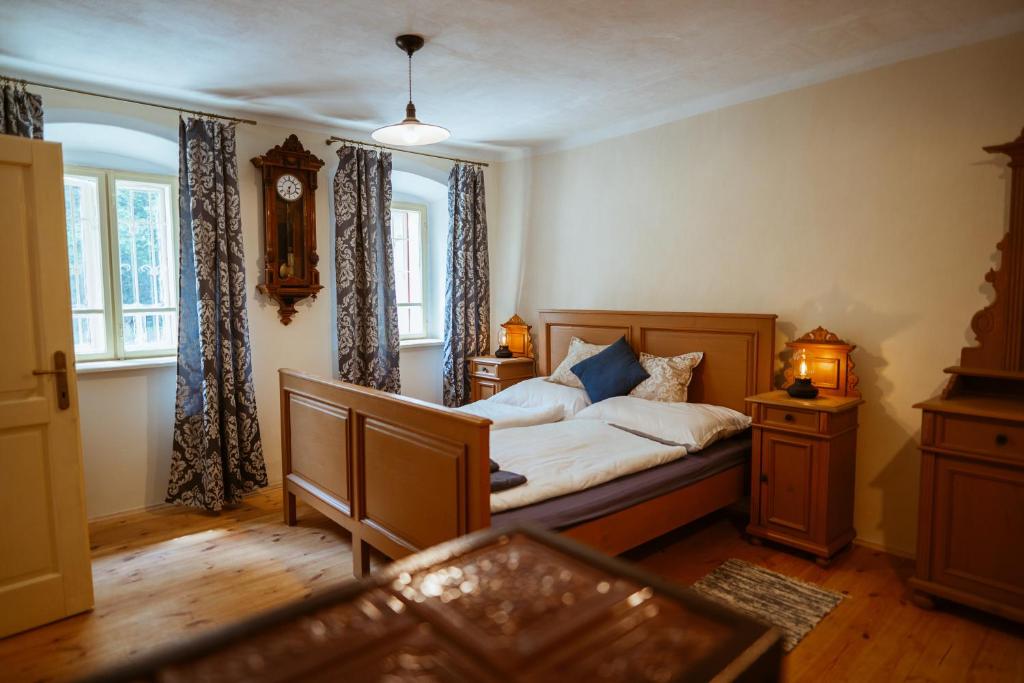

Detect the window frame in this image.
[65,166,179,362]
[391,201,429,341]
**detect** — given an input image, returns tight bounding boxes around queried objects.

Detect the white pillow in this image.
[572,396,751,452]
[547,337,610,389]
[489,376,591,418]
[631,351,703,403]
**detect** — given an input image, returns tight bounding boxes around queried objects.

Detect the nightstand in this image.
[744,390,863,566]
[468,356,535,401]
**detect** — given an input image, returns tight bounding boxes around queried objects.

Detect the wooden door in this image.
[760,432,815,538]
[0,135,94,637]
[928,455,1024,607]
[472,378,499,401]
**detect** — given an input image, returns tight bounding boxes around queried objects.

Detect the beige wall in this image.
[492,33,1024,556]
[40,90,497,519]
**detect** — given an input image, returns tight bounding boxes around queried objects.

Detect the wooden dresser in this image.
[81,526,782,682]
[911,371,1024,621]
[745,391,862,566]
[909,126,1024,623]
[468,355,535,401]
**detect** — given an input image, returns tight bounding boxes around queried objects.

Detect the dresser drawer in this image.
[762,406,819,432]
[935,414,1024,459]
[469,359,533,380]
[470,361,498,378]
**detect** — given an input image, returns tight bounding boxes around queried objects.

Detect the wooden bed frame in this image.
[280,310,776,577]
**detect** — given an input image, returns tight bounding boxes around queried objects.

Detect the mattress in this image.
[490,429,750,531]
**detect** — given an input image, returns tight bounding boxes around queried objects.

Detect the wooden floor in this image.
[2,487,1022,682]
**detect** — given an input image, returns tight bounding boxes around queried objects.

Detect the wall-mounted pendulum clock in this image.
[251,135,325,324]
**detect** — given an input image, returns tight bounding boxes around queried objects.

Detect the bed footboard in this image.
[279,369,491,577]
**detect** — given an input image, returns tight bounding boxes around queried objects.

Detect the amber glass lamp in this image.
[787,348,819,398]
[494,328,512,358]
[500,314,534,358]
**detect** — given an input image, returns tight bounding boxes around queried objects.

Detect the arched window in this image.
[48,122,178,360]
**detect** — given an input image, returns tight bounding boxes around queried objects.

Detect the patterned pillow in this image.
[547,337,609,389]
[630,351,704,402]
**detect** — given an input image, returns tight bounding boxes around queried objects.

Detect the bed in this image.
[279,309,776,577]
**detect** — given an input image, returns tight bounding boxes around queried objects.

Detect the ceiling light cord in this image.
[373,33,449,146]
[405,53,416,119]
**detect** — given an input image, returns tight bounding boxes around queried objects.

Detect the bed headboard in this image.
[536,310,777,413]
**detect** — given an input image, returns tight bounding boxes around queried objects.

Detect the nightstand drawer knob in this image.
[783,413,795,422]
[996,433,1009,446]
[479,366,492,374]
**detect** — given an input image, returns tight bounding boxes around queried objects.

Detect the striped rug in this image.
[691,558,844,652]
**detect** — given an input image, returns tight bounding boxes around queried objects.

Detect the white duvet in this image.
[455,401,564,430]
[489,419,687,512]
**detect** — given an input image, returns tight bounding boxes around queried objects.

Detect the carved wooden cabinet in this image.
[468,356,535,401]
[911,380,1024,622]
[909,123,1024,623]
[745,391,862,566]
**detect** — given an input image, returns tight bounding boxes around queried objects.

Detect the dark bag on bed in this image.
[490,470,527,492]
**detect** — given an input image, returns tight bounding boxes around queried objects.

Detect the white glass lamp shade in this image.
[372,118,450,146]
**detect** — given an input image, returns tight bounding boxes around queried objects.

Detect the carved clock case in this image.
[252,135,324,324]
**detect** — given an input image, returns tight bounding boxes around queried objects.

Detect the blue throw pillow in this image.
[571,336,649,403]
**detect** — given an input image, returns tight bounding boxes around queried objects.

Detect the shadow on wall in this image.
[962,158,1006,346]
[783,285,919,555]
[772,319,798,389]
[491,158,534,348]
[143,368,176,510]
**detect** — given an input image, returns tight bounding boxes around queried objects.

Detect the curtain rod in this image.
[325,135,489,167]
[0,74,258,126]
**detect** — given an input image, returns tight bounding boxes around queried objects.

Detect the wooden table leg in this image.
[353,538,371,579]
[911,590,936,610]
[283,488,297,526]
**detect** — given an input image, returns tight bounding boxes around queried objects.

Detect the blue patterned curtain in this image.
[443,163,490,407]
[167,117,267,511]
[1,83,44,139]
[334,145,401,392]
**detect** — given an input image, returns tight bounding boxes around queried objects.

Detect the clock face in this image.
[276,174,303,202]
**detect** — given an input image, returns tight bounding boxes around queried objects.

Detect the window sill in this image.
[75,356,177,374]
[400,338,443,349]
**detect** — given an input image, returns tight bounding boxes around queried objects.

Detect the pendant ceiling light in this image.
[372,34,450,146]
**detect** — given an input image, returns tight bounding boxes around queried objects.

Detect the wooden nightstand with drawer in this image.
[745,390,863,566]
[468,356,535,401]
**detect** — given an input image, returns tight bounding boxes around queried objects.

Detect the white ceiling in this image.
[2,1,1023,156]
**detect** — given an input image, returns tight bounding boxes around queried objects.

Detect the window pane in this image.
[115,180,174,309]
[71,313,106,356]
[397,305,424,337]
[390,208,424,309]
[406,212,423,305]
[391,209,408,239]
[64,175,107,355]
[123,311,176,353]
[392,209,410,305]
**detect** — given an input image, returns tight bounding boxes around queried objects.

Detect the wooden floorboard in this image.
[1,486,1022,682]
